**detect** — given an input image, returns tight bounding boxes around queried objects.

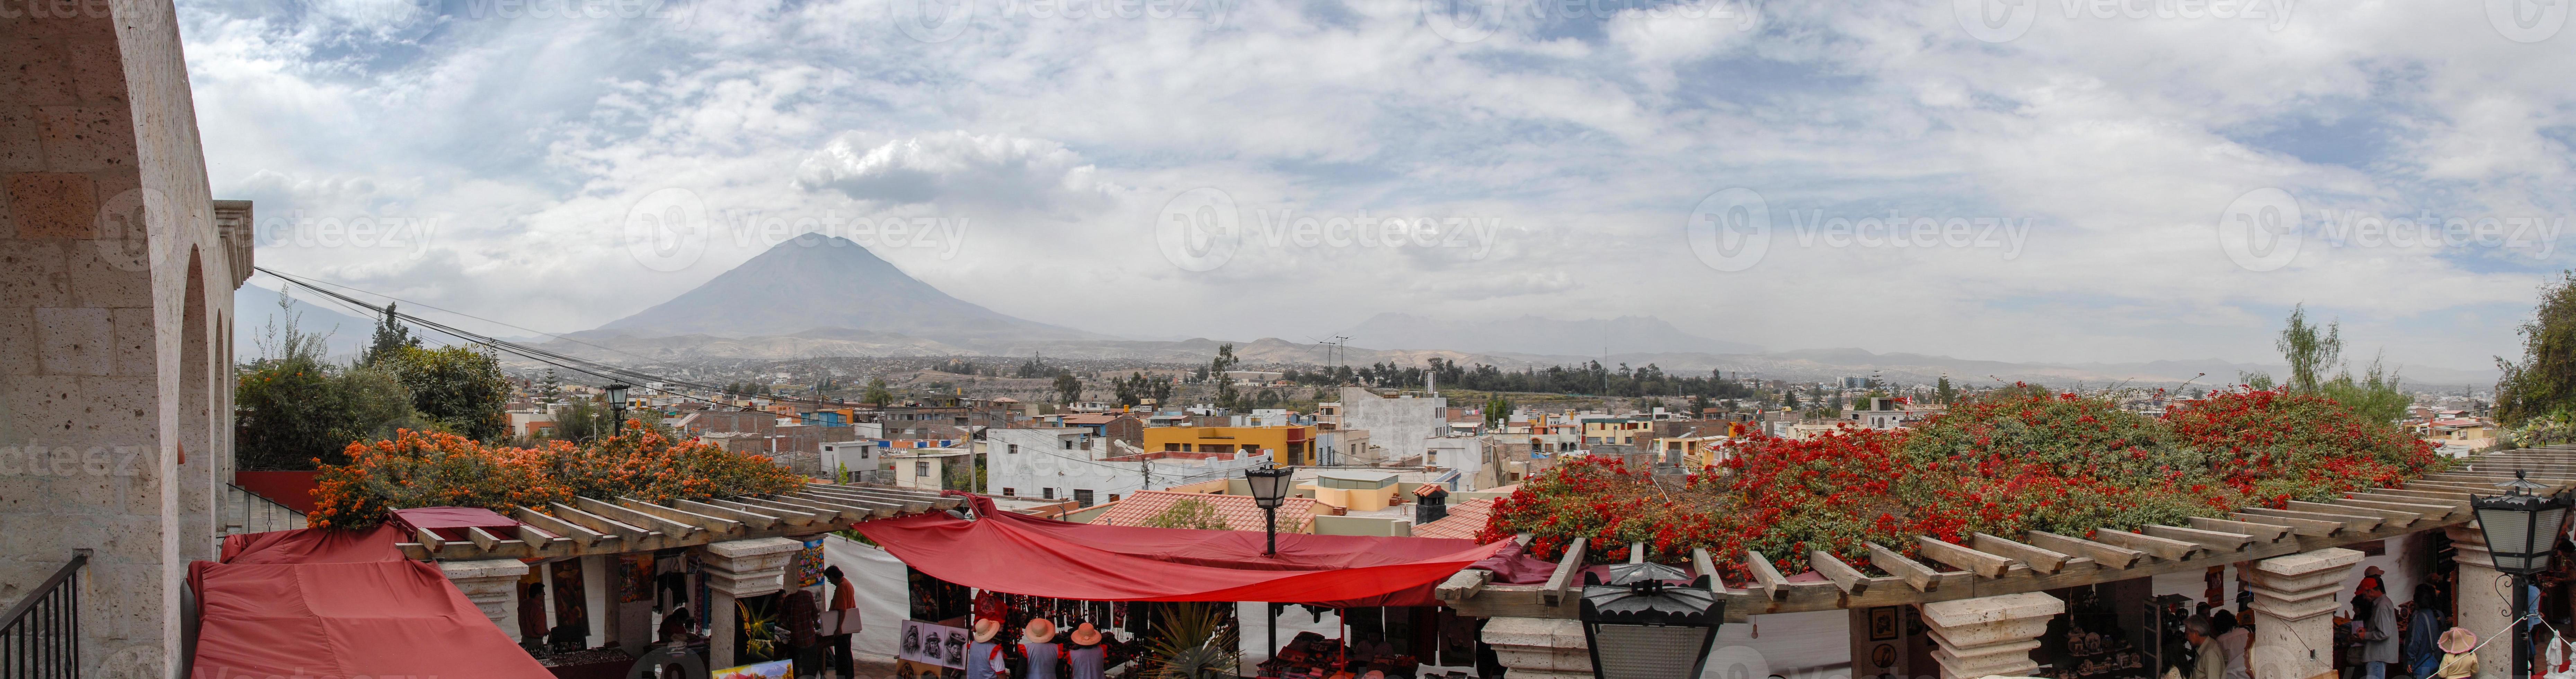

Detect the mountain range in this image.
[506,236,2497,388]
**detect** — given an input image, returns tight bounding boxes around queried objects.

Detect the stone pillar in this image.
[2449,525,2513,679]
[582,554,611,649]
[2244,547,2363,679]
[696,537,802,669]
[1918,591,2064,679]
[441,559,532,642]
[1480,616,1591,679]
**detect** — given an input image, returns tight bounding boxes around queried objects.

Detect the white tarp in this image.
[823,534,916,660]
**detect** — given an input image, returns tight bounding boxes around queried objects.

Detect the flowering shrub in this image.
[309,423,805,529]
[1481,388,2443,579]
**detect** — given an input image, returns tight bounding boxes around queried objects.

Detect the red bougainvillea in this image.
[309,423,805,530]
[1480,388,2444,579]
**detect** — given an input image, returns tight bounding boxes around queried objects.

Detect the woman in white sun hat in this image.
[1020,617,1062,679]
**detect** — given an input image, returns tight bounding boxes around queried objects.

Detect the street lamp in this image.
[605,383,631,437]
[1578,561,1725,679]
[1243,466,1295,556]
[2472,469,2574,679]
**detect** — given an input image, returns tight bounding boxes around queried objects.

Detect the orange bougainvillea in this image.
[309,422,805,529]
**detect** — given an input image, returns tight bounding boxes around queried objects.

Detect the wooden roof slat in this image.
[2025,530,2142,569]
[1746,551,1791,601]
[773,492,902,518]
[2290,500,2419,526]
[2228,512,2341,537]
[515,525,575,558]
[414,526,447,555]
[616,497,746,535]
[2335,496,2464,520]
[2237,506,2384,532]
[576,497,700,538]
[1865,541,1942,592]
[2141,524,2256,554]
[732,496,860,522]
[514,506,614,547]
[826,486,967,509]
[1691,548,1727,591]
[675,499,786,530]
[1541,538,1588,608]
[803,488,932,514]
[2187,517,2290,543]
[1916,536,2015,578]
[1811,551,1871,595]
[551,501,658,541]
[2088,529,2197,561]
[1970,532,2072,574]
[2365,487,2477,502]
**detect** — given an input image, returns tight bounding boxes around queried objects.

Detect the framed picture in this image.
[1868,607,1899,641]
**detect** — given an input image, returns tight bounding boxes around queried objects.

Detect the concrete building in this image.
[1141,424,1318,466]
[1,2,251,673]
[1335,387,1447,464]
[886,448,972,491]
[987,427,1269,508]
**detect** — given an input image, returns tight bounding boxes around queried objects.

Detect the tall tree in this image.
[377,344,513,440]
[2275,304,2342,393]
[236,296,424,469]
[1054,373,1083,405]
[359,302,421,366]
[2499,272,2576,423]
[863,377,896,406]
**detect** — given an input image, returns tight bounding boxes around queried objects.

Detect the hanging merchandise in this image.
[618,554,654,603]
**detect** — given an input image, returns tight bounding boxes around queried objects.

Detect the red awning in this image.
[188,525,551,678]
[854,495,1510,605]
[390,506,525,541]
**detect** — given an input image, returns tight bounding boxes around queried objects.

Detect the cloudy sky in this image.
[182,0,2576,372]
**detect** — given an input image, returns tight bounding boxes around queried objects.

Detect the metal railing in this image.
[0,551,88,678]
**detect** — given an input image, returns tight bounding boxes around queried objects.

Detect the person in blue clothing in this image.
[1065,622,1107,679]
[967,618,1005,679]
[1020,618,1062,679]
[2406,584,2446,679]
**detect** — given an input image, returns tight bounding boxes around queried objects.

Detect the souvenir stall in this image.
[2030,581,2189,679]
[855,495,1531,679]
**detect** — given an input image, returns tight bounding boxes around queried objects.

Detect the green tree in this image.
[235,297,424,469]
[379,344,513,440]
[1054,373,1083,405]
[1140,497,1228,530]
[1484,394,1511,427]
[1935,376,1957,405]
[863,377,896,406]
[2499,272,2576,424]
[2239,305,2408,423]
[358,302,421,367]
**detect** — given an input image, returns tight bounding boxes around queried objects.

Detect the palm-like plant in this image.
[1144,603,1240,679]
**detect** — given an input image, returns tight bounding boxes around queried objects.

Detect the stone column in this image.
[1917,591,2065,679]
[1480,616,1592,679]
[2244,547,2363,679]
[441,559,532,642]
[2448,525,2513,679]
[696,537,803,669]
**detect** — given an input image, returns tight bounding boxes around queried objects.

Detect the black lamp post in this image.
[1243,464,1295,669]
[2472,469,2574,679]
[605,382,631,437]
[1578,562,1725,679]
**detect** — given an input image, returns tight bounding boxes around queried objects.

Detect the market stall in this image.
[853,494,1544,678]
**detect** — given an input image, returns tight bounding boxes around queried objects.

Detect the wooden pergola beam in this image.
[2089,529,2197,561]
[1811,551,1871,595]
[2025,530,2142,569]
[550,501,657,541]
[2237,506,2383,532]
[1745,550,1790,601]
[1970,532,2071,574]
[2141,525,2255,554]
[1866,541,1942,592]
[1916,537,2015,578]
[2290,500,2419,527]
[576,497,700,538]
[2229,512,2341,537]
[2187,517,2289,543]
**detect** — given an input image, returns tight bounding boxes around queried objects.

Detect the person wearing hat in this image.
[967,619,1006,679]
[2356,580,2399,679]
[1065,622,1108,679]
[2436,628,2479,679]
[1020,617,1063,679]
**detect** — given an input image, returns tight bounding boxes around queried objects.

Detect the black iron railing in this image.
[0,551,88,678]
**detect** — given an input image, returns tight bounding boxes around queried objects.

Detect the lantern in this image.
[1578,562,1725,679]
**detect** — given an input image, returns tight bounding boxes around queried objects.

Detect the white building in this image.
[1336,387,1449,463]
[985,427,1269,508]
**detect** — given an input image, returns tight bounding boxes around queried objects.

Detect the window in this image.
[1002,488,1016,496]
[1062,440,1074,450]
[1108,494,1120,503]
[1043,488,1055,499]
[914,461,930,476]
[1007,444,1019,455]
[1165,443,1182,451]
[1074,489,1095,507]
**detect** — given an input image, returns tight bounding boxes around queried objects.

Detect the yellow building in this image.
[1304,470,1401,512]
[1143,425,1319,465]
[1580,417,1650,446]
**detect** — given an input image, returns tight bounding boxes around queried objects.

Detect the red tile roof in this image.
[1089,490,1317,533]
[1410,497,1495,540]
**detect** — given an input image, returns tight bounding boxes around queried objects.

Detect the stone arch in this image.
[178,246,216,561]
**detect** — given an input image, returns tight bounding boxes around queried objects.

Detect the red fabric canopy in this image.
[854,496,1511,605]
[390,506,524,541]
[188,526,551,679]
